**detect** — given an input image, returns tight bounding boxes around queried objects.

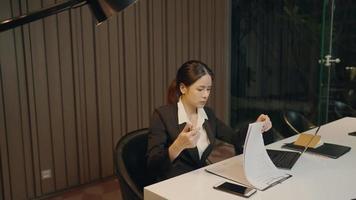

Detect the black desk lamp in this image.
[0,0,138,32]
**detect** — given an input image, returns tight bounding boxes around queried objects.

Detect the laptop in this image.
[266,149,301,169]
[266,126,322,170]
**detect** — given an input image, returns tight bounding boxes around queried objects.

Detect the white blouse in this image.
[177,99,210,159]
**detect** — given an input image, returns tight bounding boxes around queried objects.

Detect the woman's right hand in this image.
[175,123,200,149]
[168,123,200,161]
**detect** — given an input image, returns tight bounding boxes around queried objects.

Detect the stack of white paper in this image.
[243,122,290,190]
[206,122,291,190]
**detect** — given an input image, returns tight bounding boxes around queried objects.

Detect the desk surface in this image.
[144,117,356,200]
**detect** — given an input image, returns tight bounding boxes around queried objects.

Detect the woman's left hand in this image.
[256,114,272,133]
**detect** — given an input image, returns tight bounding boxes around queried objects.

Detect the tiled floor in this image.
[49,178,122,200]
[48,141,234,200]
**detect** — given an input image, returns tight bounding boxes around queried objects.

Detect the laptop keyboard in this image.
[267,149,301,169]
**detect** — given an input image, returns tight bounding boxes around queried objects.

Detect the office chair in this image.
[114,128,151,200]
[333,101,356,119]
[282,110,316,137]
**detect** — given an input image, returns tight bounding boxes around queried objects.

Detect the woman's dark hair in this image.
[167,60,214,104]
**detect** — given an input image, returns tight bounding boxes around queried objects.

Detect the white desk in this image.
[144,117,356,200]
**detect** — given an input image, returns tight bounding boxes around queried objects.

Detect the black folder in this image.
[281,142,351,159]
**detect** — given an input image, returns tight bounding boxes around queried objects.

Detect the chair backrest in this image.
[282,110,316,136]
[333,101,356,119]
[114,128,150,200]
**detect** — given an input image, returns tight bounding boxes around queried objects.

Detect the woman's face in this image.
[180,74,212,109]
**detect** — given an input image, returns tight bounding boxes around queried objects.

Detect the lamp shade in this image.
[88,0,137,23]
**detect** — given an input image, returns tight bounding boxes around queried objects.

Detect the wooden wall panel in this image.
[215,0,230,122]
[64,9,80,188]
[0,50,10,200]
[175,0,183,67]
[73,7,86,185]
[80,6,100,182]
[0,32,16,199]
[12,1,36,198]
[22,18,43,199]
[0,152,3,200]
[0,0,231,199]
[44,10,68,190]
[151,0,165,109]
[95,22,114,178]
[189,0,200,60]
[0,30,27,200]
[137,0,150,127]
[117,12,127,136]
[166,0,176,88]
[123,5,139,132]
[1,1,30,198]
[108,13,121,153]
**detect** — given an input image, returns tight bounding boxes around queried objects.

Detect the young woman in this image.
[146,60,272,183]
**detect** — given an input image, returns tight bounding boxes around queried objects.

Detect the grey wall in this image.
[0,0,230,199]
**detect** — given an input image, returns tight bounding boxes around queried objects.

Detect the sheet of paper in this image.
[243,122,290,190]
[205,156,254,188]
[205,122,290,190]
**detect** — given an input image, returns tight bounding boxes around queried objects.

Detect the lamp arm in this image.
[0,0,86,32]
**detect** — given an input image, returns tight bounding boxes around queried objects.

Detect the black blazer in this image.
[146,104,247,183]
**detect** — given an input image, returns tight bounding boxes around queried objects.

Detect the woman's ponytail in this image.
[167,79,179,104]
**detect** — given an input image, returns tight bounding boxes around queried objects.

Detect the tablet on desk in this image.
[282,142,351,159]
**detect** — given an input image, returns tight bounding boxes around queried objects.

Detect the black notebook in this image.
[282,142,351,159]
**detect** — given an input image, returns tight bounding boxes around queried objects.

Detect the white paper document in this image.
[243,122,290,190]
[206,122,291,190]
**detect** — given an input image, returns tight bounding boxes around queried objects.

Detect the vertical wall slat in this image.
[95,21,114,177]
[12,1,35,198]
[10,0,37,196]
[117,12,127,136]
[67,8,80,187]
[148,0,155,111]
[77,6,89,184]
[1,0,35,198]
[152,0,165,107]
[30,21,56,192]
[181,0,189,61]
[44,12,68,190]
[0,30,9,200]
[0,29,14,200]
[0,55,11,200]
[0,145,3,200]
[15,25,36,200]
[108,15,121,146]
[28,0,56,193]
[123,6,139,132]
[22,14,43,199]
[75,7,88,183]
[166,0,176,87]
[175,0,183,67]
[188,0,198,60]
[0,29,28,200]
[134,5,143,128]
[80,6,100,181]
[214,0,229,121]
[56,11,71,187]
[138,0,150,127]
